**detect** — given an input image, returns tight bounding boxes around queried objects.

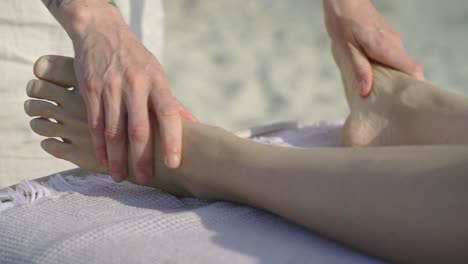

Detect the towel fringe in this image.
[0,173,132,212]
[0,179,59,212]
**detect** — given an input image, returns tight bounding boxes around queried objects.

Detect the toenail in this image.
[27,80,34,94]
[25,101,31,111]
[36,58,50,76]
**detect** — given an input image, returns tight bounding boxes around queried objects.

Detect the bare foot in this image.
[25,79,102,171]
[340,63,412,147]
[26,56,239,200]
[25,57,206,196]
[332,44,468,147]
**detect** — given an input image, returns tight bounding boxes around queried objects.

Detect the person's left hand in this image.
[323,0,425,97]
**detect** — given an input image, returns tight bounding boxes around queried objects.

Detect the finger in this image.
[151,90,182,169]
[26,80,73,105]
[364,39,425,81]
[41,138,74,161]
[346,44,374,97]
[126,93,153,184]
[30,118,70,139]
[24,100,68,123]
[103,85,128,182]
[82,84,108,168]
[34,55,77,87]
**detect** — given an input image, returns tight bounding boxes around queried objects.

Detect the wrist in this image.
[62,4,125,42]
[323,0,371,17]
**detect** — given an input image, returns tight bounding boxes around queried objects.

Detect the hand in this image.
[61,12,197,184]
[323,0,424,97]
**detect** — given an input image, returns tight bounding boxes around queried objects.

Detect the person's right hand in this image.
[36,5,197,184]
[323,0,425,97]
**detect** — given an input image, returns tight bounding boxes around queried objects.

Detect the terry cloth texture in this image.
[0,122,385,264]
[0,0,164,188]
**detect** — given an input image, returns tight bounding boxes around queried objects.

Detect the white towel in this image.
[0,122,385,264]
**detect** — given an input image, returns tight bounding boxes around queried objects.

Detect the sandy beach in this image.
[164,0,468,130]
[1,0,468,187]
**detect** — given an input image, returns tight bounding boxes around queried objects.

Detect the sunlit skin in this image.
[41,0,197,185]
[323,0,424,96]
[26,55,468,263]
[39,0,422,184]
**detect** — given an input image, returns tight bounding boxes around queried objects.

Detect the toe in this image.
[25,100,67,123]
[27,80,72,105]
[30,118,71,139]
[41,138,74,161]
[41,138,104,172]
[34,55,77,87]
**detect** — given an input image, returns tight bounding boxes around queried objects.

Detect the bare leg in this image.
[332,43,468,146]
[27,56,468,263]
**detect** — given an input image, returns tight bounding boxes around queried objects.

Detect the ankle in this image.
[173,123,237,200]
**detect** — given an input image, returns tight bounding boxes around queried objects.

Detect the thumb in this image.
[347,45,374,97]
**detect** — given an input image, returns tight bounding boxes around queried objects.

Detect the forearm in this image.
[40,0,123,40]
[210,137,468,263]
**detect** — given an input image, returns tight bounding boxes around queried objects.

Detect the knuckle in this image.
[157,100,179,118]
[125,71,146,88]
[83,80,101,97]
[104,79,122,97]
[105,127,125,143]
[89,122,104,136]
[129,125,149,143]
[84,83,94,94]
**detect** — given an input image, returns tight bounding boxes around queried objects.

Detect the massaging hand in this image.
[68,13,197,184]
[323,0,425,97]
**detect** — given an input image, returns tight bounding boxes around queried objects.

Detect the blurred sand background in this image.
[1,0,468,188]
[163,0,468,130]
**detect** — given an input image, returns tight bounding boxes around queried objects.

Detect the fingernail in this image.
[165,153,180,168]
[186,116,198,123]
[359,80,368,96]
[27,80,34,94]
[112,172,124,183]
[189,115,199,123]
